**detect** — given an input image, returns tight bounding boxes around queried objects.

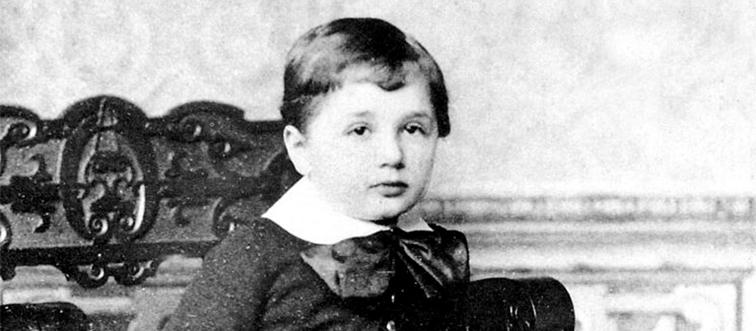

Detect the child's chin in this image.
[363,202,413,220]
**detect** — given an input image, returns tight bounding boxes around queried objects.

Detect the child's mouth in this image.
[372,181,408,197]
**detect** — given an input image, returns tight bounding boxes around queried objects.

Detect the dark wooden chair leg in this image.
[1,301,91,331]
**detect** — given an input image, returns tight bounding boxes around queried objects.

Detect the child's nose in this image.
[376,134,404,168]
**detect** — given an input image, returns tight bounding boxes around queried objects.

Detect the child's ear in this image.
[283,125,311,176]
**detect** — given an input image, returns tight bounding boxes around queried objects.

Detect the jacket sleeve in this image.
[163,223,278,331]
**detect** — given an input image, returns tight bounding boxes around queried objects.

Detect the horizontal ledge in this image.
[473,267,753,284]
[419,195,756,223]
[440,219,756,234]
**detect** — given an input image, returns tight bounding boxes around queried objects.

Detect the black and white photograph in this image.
[0,1,754,330]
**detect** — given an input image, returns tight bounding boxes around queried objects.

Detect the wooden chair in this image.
[0,96,573,330]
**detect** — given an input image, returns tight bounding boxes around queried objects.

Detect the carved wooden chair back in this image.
[0,95,298,329]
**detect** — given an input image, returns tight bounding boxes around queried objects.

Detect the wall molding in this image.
[422,195,756,223]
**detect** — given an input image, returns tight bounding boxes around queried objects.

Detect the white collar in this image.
[262,177,432,245]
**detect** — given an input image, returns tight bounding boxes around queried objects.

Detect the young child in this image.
[165,17,469,330]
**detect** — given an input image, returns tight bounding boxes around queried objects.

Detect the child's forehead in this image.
[299,63,435,129]
[312,79,434,124]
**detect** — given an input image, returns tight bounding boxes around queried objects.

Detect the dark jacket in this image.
[164,218,469,331]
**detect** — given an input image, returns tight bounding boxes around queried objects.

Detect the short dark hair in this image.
[280,17,450,137]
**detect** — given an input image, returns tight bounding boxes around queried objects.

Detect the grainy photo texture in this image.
[0,2,754,331]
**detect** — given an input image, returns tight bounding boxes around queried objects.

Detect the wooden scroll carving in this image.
[0,95,296,287]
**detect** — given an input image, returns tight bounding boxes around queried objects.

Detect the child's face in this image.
[285,78,439,222]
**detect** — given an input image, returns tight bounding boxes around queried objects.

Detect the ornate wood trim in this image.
[0,95,296,287]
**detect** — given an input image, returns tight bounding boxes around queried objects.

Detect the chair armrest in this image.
[463,277,574,331]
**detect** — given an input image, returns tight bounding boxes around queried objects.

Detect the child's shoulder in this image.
[206,216,311,267]
[226,215,307,246]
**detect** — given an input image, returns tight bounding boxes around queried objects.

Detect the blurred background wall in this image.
[1,1,755,330]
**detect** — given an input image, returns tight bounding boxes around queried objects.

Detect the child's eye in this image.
[348,125,370,136]
[404,123,426,135]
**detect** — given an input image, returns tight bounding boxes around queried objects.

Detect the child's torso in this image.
[251,218,461,331]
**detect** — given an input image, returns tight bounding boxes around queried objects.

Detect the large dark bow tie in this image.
[300,224,469,299]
